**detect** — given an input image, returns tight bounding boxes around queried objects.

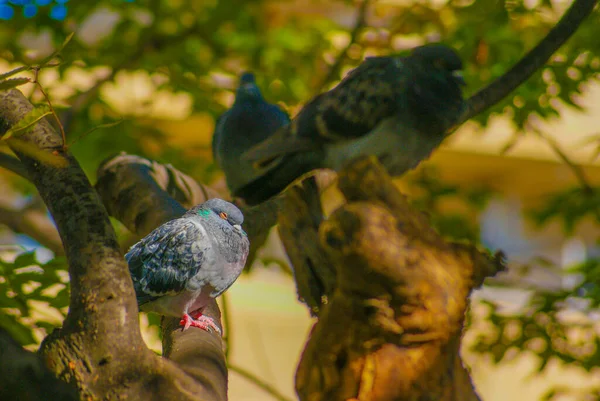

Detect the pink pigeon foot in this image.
[179,313,221,335]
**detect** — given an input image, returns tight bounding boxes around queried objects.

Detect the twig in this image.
[68,119,124,148]
[31,67,67,150]
[528,123,593,193]
[461,0,599,124]
[221,292,232,359]
[228,364,294,401]
[313,0,371,95]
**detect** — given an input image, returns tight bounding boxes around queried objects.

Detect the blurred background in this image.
[0,0,599,400]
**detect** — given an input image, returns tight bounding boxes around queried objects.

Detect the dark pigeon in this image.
[212,72,291,199]
[240,43,468,205]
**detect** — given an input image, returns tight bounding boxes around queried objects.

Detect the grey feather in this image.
[126,198,249,318]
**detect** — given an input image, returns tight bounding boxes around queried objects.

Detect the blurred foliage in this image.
[408,167,495,243]
[0,250,68,346]
[0,0,599,399]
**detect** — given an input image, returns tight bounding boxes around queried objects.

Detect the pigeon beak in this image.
[452,70,466,86]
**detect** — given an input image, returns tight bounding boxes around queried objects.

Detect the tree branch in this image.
[293,156,506,401]
[278,177,336,316]
[461,0,599,124]
[0,89,226,400]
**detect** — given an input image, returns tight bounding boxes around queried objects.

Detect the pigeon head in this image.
[187,198,246,234]
[236,72,263,100]
[411,44,465,87]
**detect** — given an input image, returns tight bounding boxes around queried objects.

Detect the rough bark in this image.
[278,177,336,316]
[291,157,506,401]
[0,2,594,399]
[0,89,227,400]
[95,152,229,400]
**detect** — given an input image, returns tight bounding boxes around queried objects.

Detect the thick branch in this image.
[461,0,598,123]
[278,177,336,316]
[0,88,149,396]
[0,89,226,400]
[95,152,228,398]
[294,157,506,401]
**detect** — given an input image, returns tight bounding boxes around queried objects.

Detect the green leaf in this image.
[2,105,52,140]
[0,77,31,90]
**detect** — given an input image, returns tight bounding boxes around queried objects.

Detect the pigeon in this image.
[239,43,468,205]
[212,72,291,199]
[125,198,250,334]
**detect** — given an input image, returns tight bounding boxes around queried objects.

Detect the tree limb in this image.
[0,89,227,400]
[460,0,598,124]
[294,157,506,401]
[278,177,336,316]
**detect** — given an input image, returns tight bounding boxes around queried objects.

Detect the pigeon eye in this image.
[219,212,228,220]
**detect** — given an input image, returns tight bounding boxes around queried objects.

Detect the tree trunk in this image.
[281,157,505,401]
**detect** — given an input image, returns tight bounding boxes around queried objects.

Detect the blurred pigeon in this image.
[126,198,249,334]
[240,43,467,205]
[212,72,291,198]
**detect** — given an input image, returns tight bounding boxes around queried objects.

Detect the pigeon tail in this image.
[233,152,323,206]
[241,125,316,169]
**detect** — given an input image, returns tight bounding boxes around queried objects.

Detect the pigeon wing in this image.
[242,56,408,166]
[126,219,208,306]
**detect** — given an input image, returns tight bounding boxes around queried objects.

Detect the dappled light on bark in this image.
[288,157,506,401]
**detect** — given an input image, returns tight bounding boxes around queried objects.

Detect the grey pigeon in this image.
[125,198,250,333]
[240,43,468,205]
[212,72,290,198]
